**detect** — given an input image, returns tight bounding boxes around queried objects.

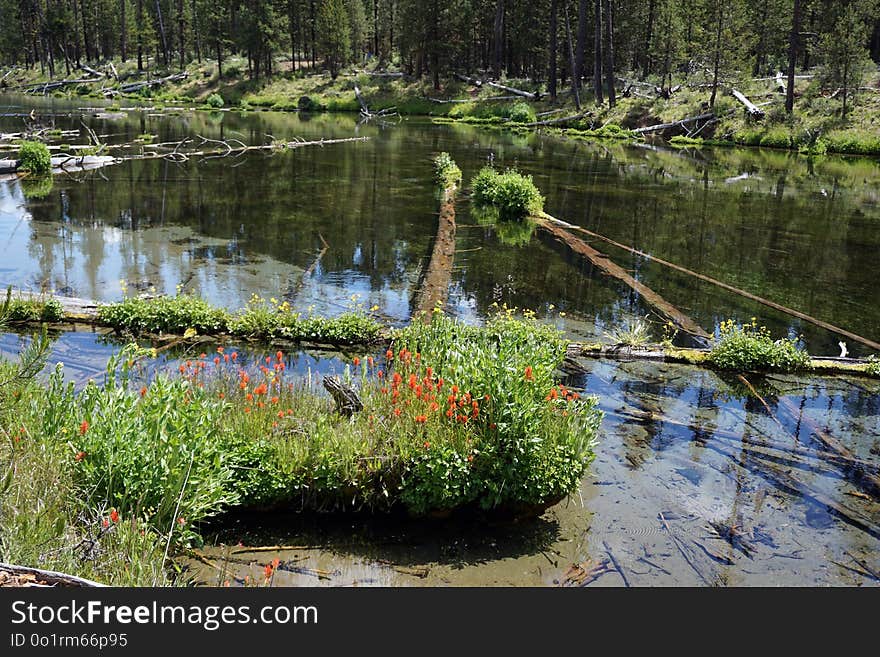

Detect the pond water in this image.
[2,94,880,354]
[1,94,879,586]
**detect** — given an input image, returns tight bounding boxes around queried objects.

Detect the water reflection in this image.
[2,96,879,353]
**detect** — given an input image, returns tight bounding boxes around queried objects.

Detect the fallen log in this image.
[539,212,880,352]
[522,111,590,127]
[79,64,106,79]
[535,217,712,343]
[730,88,765,118]
[454,72,482,87]
[486,80,543,101]
[413,186,458,319]
[633,112,717,134]
[0,562,105,587]
[114,71,188,95]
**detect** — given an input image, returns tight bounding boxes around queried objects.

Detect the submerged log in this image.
[731,88,765,118]
[413,187,458,319]
[536,217,712,343]
[540,213,880,352]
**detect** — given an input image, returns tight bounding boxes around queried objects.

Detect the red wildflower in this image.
[110,509,120,523]
[446,409,454,418]
[377,370,384,379]
[177,517,186,525]
[415,415,427,423]
[386,349,394,360]
[102,519,109,528]
[353,357,360,367]
[271,396,279,404]
[199,353,207,359]
[423,441,430,449]
[368,356,374,367]
[231,352,238,361]
[394,408,402,417]
[451,385,459,394]
[140,386,148,397]
[276,351,283,362]
[217,346,224,354]
[437,378,444,388]
[75,451,86,462]
[524,366,534,381]
[214,357,220,365]
[79,420,89,435]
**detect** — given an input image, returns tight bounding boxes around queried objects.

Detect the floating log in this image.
[413,186,458,319]
[539,213,880,352]
[730,88,766,118]
[535,217,712,343]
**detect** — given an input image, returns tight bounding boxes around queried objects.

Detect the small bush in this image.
[866,356,880,378]
[206,93,224,108]
[506,101,536,124]
[3,297,63,323]
[470,166,544,222]
[297,95,322,111]
[709,319,811,372]
[432,152,462,189]
[17,140,51,174]
[758,128,792,149]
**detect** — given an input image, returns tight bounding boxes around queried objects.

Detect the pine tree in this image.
[317,0,351,79]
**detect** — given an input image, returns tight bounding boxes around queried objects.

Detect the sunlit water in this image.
[1,95,879,586]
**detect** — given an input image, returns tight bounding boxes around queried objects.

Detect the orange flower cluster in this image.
[545,384,580,403]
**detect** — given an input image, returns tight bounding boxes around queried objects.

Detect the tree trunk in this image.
[493,0,505,78]
[602,0,615,106]
[564,3,581,109]
[192,0,201,62]
[136,0,143,70]
[310,0,316,67]
[120,0,127,61]
[289,1,297,71]
[593,0,603,103]
[785,0,801,114]
[709,2,724,108]
[155,0,169,67]
[549,0,558,100]
[641,0,655,79]
[178,0,186,70]
[575,0,587,90]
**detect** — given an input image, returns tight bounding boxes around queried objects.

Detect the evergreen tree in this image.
[317,0,351,79]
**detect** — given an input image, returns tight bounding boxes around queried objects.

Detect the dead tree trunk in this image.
[536,217,711,343]
[593,0,604,104]
[602,0,615,106]
[549,0,558,101]
[785,0,801,114]
[564,3,581,109]
[731,88,766,118]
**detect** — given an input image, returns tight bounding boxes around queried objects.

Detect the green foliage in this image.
[506,101,537,124]
[317,0,351,80]
[866,356,880,377]
[205,92,224,108]
[2,295,64,323]
[709,319,811,372]
[17,140,51,174]
[823,130,880,156]
[759,128,792,149]
[97,293,230,335]
[604,318,652,347]
[470,166,544,222]
[669,135,705,148]
[57,349,241,546]
[432,152,462,189]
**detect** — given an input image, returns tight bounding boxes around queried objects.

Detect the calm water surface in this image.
[1,95,879,585]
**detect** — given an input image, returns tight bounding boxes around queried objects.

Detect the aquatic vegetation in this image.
[1,293,63,324]
[603,318,652,347]
[16,140,51,174]
[97,292,230,335]
[470,166,544,222]
[709,319,811,372]
[19,175,54,199]
[432,152,462,189]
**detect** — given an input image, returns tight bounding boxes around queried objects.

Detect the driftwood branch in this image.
[0,562,105,587]
[730,88,765,118]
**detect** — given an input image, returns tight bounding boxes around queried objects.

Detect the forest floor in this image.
[3,55,880,154]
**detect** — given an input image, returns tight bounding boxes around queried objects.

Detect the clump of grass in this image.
[709,319,811,372]
[470,166,544,222]
[17,140,51,174]
[432,152,462,189]
[604,318,652,347]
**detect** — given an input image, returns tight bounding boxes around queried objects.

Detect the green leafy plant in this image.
[866,355,880,377]
[97,292,229,335]
[506,101,536,124]
[709,319,811,372]
[604,318,652,347]
[470,166,544,222]
[432,152,462,189]
[17,141,51,174]
[206,93,224,108]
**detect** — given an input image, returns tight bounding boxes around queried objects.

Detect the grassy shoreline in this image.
[3,58,879,157]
